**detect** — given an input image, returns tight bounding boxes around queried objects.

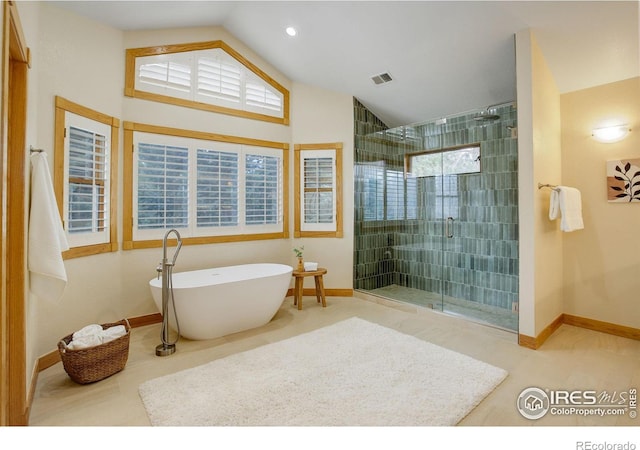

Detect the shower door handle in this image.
[446,217,455,238]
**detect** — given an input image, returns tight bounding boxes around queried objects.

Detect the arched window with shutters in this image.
[125,40,290,125]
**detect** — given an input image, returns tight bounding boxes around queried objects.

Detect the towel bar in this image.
[30,146,45,154]
[538,183,559,191]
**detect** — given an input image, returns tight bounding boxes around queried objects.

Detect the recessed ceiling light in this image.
[285,26,297,37]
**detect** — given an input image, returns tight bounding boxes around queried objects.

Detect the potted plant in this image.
[293,246,304,271]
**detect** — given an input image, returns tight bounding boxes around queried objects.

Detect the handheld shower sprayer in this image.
[156,229,182,357]
[166,230,182,266]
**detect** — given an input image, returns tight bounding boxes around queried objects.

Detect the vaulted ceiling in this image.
[52,1,639,128]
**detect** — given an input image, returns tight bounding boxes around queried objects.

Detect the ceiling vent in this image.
[371,72,393,85]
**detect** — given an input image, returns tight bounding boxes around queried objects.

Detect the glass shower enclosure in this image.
[354,102,519,331]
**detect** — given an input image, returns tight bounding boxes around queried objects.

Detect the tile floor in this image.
[367,284,519,331]
[29,294,640,430]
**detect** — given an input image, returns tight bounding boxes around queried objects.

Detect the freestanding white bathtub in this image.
[149,263,293,340]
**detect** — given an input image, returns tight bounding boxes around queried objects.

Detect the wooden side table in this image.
[291,268,327,310]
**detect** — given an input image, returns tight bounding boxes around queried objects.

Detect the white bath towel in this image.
[549,190,560,221]
[72,323,104,339]
[28,152,69,303]
[66,334,103,350]
[67,324,127,350]
[102,325,127,343]
[549,186,584,232]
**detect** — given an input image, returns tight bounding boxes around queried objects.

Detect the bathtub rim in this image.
[149,262,293,290]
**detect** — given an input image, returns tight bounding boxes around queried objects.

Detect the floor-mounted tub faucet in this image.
[156,229,182,357]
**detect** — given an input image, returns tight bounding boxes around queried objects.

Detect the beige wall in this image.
[516,30,562,337]
[23,3,354,360]
[515,29,535,337]
[530,33,564,336]
[519,28,640,337]
[290,82,354,290]
[31,3,126,363]
[561,77,640,328]
[516,30,564,337]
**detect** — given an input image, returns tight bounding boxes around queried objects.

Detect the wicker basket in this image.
[57,319,131,384]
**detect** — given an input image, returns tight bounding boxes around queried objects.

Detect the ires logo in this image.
[549,390,598,405]
[517,387,550,420]
[517,387,637,420]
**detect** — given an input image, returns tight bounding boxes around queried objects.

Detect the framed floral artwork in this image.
[607,158,640,202]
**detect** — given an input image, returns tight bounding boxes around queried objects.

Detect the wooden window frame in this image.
[53,96,119,259]
[294,143,343,238]
[125,40,290,125]
[123,121,289,250]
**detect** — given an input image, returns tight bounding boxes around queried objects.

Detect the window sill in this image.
[123,231,289,250]
[63,242,118,260]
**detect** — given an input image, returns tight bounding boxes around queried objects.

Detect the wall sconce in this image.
[591,124,630,143]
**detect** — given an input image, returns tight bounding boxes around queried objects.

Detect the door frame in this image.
[1,0,29,426]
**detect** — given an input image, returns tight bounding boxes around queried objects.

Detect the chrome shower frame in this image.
[155,229,183,357]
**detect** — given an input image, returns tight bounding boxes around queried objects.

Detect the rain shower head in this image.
[473,110,500,122]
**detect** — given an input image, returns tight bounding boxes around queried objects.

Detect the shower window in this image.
[407,144,481,178]
[53,96,119,259]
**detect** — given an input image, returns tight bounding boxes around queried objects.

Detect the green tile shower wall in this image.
[353,99,519,311]
[354,99,396,290]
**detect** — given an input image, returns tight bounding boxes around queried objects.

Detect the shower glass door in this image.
[354,102,519,332]
[435,147,482,321]
[408,143,482,315]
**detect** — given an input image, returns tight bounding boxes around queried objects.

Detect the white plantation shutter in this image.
[196,149,239,227]
[135,142,189,235]
[64,113,111,247]
[358,163,416,221]
[245,81,282,112]
[197,56,241,103]
[385,170,404,220]
[245,153,282,225]
[134,47,284,118]
[300,150,336,232]
[139,61,191,93]
[385,169,417,220]
[303,157,334,224]
[132,132,284,240]
[357,163,385,221]
[68,127,107,233]
[405,174,417,220]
